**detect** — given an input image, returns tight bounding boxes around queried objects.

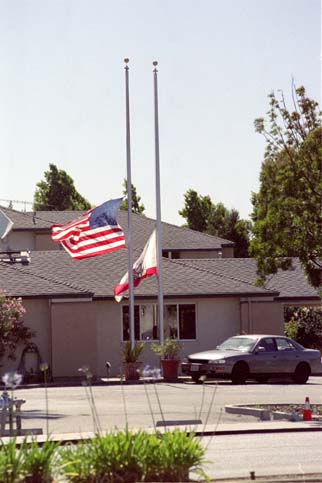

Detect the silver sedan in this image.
[181,334,322,384]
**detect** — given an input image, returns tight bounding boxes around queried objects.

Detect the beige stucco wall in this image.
[35,234,59,251]
[0,295,287,380]
[0,298,50,376]
[176,247,234,259]
[178,297,241,360]
[240,298,284,335]
[0,232,35,251]
[51,300,97,378]
[222,247,234,258]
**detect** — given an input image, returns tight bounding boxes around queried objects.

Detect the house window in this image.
[122,303,196,341]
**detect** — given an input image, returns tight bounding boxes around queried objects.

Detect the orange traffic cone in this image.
[303,396,312,421]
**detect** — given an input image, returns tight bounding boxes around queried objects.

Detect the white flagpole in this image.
[124,58,135,348]
[153,61,164,344]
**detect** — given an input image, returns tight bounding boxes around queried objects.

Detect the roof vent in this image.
[0,250,31,265]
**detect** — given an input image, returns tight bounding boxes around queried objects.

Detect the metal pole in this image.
[153,61,164,344]
[124,58,135,348]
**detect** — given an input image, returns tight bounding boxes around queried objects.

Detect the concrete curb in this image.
[225,404,302,422]
[3,420,322,446]
[214,474,322,483]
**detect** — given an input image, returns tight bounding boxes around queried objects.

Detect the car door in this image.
[251,337,279,374]
[274,337,299,373]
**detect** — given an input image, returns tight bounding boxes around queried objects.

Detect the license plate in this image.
[190,364,199,372]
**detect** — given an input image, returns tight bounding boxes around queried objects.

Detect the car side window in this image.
[276,338,296,351]
[258,338,277,352]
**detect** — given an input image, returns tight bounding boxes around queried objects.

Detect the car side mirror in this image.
[255,346,266,353]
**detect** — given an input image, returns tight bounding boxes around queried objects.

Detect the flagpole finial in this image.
[124,58,129,64]
[153,60,158,66]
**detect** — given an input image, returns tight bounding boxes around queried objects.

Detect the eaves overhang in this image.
[12,292,93,300]
[94,290,278,301]
[275,295,321,303]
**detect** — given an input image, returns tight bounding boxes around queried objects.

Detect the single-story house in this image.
[0,206,320,379]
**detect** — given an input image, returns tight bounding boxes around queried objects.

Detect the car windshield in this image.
[218,337,256,352]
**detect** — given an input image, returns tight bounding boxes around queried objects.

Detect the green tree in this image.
[178,189,212,232]
[284,306,322,350]
[120,179,145,215]
[179,189,251,257]
[250,85,322,287]
[33,164,91,211]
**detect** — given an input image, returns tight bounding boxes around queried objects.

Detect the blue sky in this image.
[0,0,320,225]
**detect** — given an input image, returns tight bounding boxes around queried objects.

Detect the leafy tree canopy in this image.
[284,306,322,350]
[179,189,251,257]
[33,164,91,211]
[120,179,145,215]
[250,85,322,288]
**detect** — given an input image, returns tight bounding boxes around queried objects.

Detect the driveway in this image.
[11,376,322,436]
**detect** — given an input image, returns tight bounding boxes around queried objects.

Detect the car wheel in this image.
[293,363,310,384]
[191,375,203,384]
[255,376,269,384]
[231,362,249,384]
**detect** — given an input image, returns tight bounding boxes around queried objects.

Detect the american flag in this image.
[51,198,126,260]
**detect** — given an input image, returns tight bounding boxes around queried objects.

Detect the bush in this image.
[59,429,206,482]
[0,290,34,365]
[0,438,58,483]
[151,337,182,360]
[284,306,322,350]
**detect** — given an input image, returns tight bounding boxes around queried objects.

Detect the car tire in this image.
[231,362,249,384]
[293,363,310,384]
[191,375,203,384]
[255,376,269,384]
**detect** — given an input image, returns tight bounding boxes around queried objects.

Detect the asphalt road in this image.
[202,431,322,480]
[4,377,322,481]
[12,376,322,435]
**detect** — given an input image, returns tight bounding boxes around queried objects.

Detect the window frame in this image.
[121,302,197,342]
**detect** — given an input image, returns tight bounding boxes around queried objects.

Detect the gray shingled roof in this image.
[0,258,92,298]
[0,206,234,251]
[177,258,321,300]
[0,250,319,302]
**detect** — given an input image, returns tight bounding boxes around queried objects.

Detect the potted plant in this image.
[152,337,182,381]
[122,341,145,381]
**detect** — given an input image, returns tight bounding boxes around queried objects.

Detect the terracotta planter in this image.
[123,362,142,381]
[161,359,180,381]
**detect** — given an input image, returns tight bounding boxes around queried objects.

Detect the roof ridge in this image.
[0,206,60,226]
[0,260,92,295]
[159,220,235,245]
[167,258,274,293]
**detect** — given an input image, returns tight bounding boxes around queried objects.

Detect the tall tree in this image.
[250,85,322,287]
[120,179,145,215]
[33,164,91,211]
[179,189,251,257]
[178,189,212,232]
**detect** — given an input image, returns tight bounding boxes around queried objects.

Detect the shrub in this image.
[22,439,59,483]
[59,429,206,482]
[0,290,34,365]
[122,341,145,363]
[0,438,24,483]
[284,306,322,350]
[151,337,182,360]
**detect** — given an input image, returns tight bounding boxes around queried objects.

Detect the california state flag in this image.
[114,229,158,302]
